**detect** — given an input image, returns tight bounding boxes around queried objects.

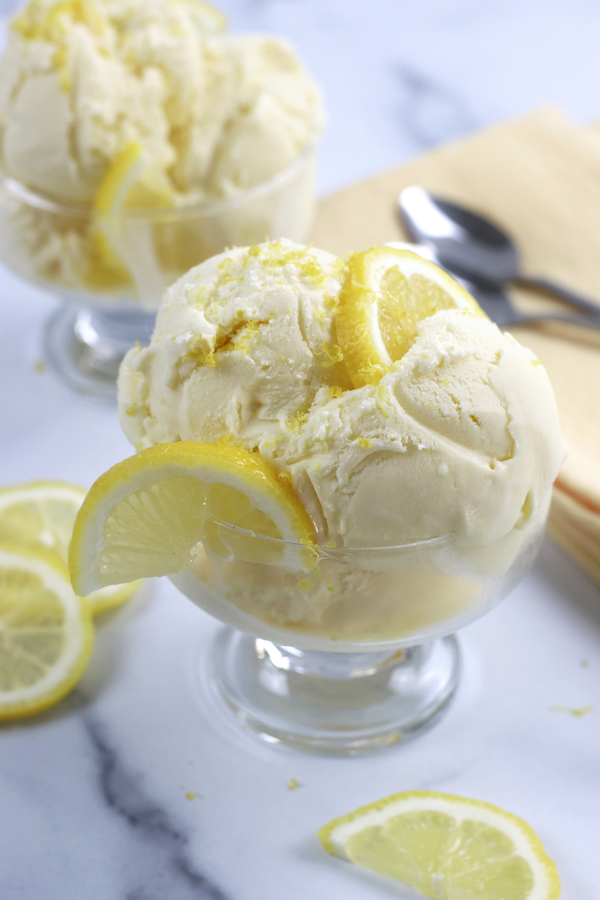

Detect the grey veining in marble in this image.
[394,64,478,151]
[83,717,230,900]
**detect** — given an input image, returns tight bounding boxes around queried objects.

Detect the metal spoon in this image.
[386,241,600,331]
[398,186,600,319]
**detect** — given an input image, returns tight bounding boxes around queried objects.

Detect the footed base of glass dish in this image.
[205,627,461,755]
[44,306,155,401]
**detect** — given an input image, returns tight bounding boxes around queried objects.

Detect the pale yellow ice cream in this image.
[0,0,324,203]
[118,241,565,645]
[0,0,324,300]
[120,240,564,550]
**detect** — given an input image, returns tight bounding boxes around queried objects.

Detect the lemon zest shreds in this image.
[239,242,329,289]
[336,247,485,389]
[318,342,344,368]
[13,0,107,89]
[69,442,317,595]
[184,319,269,369]
[285,411,309,434]
[551,705,594,717]
[319,791,560,900]
[0,544,94,721]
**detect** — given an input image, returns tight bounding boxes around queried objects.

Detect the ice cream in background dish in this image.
[0,0,324,301]
[112,241,565,645]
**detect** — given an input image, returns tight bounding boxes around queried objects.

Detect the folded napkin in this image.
[311,107,600,585]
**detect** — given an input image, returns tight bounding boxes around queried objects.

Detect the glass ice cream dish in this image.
[70,241,566,754]
[171,511,548,754]
[0,0,323,399]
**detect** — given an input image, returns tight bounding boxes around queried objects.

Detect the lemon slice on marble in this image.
[0,482,141,615]
[88,141,175,290]
[69,442,317,595]
[319,791,560,900]
[336,247,485,388]
[0,544,94,721]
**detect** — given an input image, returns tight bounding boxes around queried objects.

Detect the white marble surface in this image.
[1,1,600,898]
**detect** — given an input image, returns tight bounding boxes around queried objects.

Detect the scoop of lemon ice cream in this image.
[266,310,564,553]
[0,0,324,203]
[119,240,351,454]
[118,241,565,643]
[119,241,565,555]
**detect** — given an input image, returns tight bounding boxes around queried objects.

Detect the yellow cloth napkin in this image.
[311,107,600,584]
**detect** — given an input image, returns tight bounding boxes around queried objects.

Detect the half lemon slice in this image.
[336,247,485,388]
[0,481,141,615]
[0,544,94,721]
[69,442,317,596]
[88,141,175,291]
[319,791,560,900]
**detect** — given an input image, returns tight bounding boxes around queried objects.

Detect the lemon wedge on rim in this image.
[0,544,94,721]
[319,790,560,900]
[336,247,485,388]
[88,141,175,291]
[69,442,317,596]
[0,481,141,615]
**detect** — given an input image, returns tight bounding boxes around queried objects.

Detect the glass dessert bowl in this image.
[69,240,565,756]
[0,146,318,400]
[171,502,548,755]
[0,0,325,400]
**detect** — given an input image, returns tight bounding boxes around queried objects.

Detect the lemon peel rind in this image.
[85,580,143,615]
[69,442,317,595]
[318,790,560,900]
[0,544,94,721]
[0,480,88,509]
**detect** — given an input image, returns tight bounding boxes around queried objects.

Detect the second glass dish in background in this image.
[0,143,318,400]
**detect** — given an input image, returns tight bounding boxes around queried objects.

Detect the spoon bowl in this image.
[399,186,520,282]
[398,186,600,318]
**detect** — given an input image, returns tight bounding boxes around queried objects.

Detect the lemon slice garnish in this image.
[336,247,485,388]
[88,141,175,291]
[319,791,560,900]
[69,442,317,595]
[0,482,141,615]
[94,142,174,215]
[0,544,94,721]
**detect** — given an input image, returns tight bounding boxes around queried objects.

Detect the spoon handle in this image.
[515,276,600,318]
[508,311,600,331]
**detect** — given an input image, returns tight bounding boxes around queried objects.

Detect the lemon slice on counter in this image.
[319,791,560,900]
[336,247,485,388]
[0,544,94,721]
[0,482,141,615]
[88,141,175,291]
[69,442,317,596]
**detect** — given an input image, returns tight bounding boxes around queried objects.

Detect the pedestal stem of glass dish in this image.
[204,628,461,755]
[44,306,156,401]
